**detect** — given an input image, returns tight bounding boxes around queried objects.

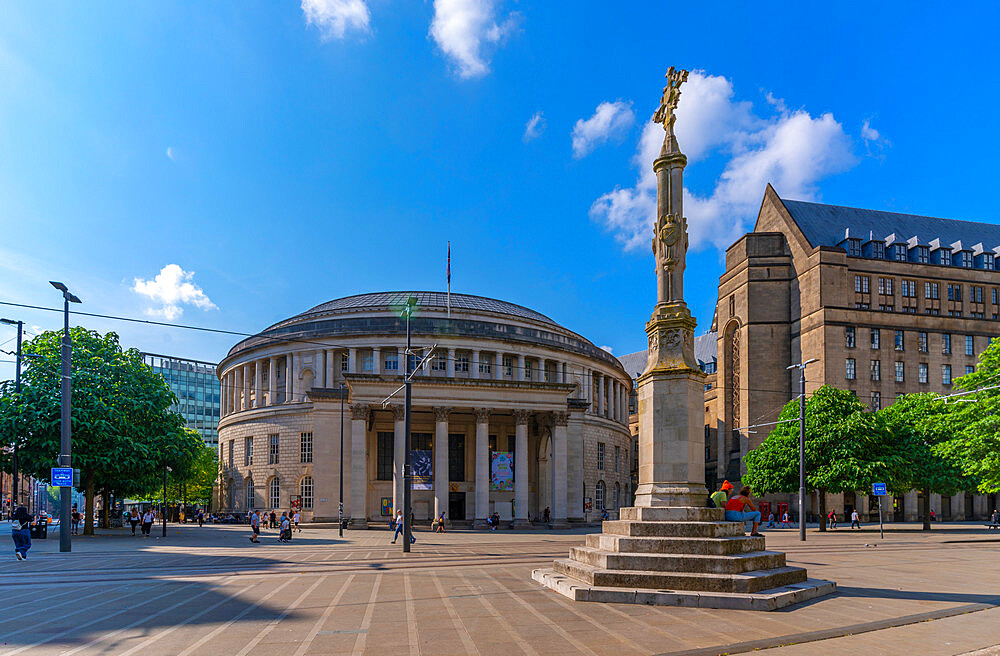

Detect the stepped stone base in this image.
[532,505,835,611]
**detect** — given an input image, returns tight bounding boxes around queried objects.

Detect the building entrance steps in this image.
[532,504,837,611]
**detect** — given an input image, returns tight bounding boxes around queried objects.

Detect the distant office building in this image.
[142,353,221,448]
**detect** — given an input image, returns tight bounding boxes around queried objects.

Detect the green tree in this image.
[877,393,971,530]
[743,385,901,531]
[134,433,217,507]
[0,328,194,534]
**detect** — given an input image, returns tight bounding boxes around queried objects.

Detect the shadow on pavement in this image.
[834,586,1000,606]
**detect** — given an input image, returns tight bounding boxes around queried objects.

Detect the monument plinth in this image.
[533,68,836,610]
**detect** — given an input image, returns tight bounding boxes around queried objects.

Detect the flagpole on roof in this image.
[447,241,451,318]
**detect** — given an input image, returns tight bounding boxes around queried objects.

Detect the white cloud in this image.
[861,118,890,158]
[571,100,635,159]
[301,0,371,40]
[132,264,218,321]
[600,345,614,354]
[590,71,856,251]
[429,0,519,79]
[523,111,545,142]
[166,146,175,161]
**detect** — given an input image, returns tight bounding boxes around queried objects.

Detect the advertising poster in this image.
[491,452,514,491]
[381,497,393,516]
[411,450,433,489]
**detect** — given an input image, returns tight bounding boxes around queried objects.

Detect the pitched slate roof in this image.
[780,198,1000,251]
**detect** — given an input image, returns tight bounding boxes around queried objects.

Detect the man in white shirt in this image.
[850,508,861,529]
[249,510,260,543]
[141,510,155,537]
[293,511,301,532]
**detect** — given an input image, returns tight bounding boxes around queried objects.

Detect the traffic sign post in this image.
[872,483,886,540]
[51,467,73,488]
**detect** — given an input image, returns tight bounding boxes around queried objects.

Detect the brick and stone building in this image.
[216,291,632,525]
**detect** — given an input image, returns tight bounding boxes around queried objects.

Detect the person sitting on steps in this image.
[724,485,762,537]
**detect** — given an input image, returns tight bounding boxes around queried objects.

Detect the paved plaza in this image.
[0,522,999,656]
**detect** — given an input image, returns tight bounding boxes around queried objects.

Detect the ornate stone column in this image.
[513,409,531,527]
[446,348,455,377]
[473,408,490,528]
[242,363,250,411]
[471,350,480,380]
[284,353,294,403]
[373,347,381,375]
[350,403,369,527]
[434,407,451,523]
[596,373,605,417]
[266,357,276,406]
[517,354,525,382]
[253,361,262,408]
[551,411,569,527]
[392,404,405,519]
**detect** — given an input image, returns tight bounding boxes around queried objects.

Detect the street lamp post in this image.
[50,281,81,553]
[402,296,416,554]
[163,464,171,538]
[339,382,346,538]
[786,358,818,542]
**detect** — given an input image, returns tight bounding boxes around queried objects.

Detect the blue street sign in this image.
[872,482,887,496]
[51,467,73,487]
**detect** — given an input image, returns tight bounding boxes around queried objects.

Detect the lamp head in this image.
[0,318,17,326]
[68,294,82,304]
[49,281,68,292]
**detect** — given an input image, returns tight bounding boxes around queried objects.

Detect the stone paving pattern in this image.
[1,522,998,655]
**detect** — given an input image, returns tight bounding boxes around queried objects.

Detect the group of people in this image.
[247,509,301,543]
[710,480,762,536]
[824,509,862,529]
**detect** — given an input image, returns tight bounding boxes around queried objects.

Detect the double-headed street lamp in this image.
[339,382,346,538]
[787,358,819,542]
[51,281,81,553]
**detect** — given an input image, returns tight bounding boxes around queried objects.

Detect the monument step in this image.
[601,520,745,538]
[532,568,837,611]
[619,506,724,522]
[568,546,787,574]
[587,533,767,555]
[552,559,808,593]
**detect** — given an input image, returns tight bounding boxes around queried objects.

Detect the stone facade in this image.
[216,292,632,525]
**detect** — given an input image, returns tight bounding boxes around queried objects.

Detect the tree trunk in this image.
[818,488,828,532]
[100,491,110,529]
[922,487,931,531]
[83,472,96,536]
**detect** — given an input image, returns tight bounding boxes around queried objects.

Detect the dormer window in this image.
[871,242,885,259]
[847,238,862,257]
[937,248,951,265]
[960,251,973,268]
[892,244,907,261]
[912,246,929,264]
[984,254,995,271]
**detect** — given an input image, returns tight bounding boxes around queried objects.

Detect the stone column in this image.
[951,492,965,520]
[316,350,326,388]
[560,362,566,384]
[596,373,605,417]
[930,492,941,518]
[268,357,278,406]
[567,409,584,521]
[513,409,530,527]
[517,354,525,382]
[348,348,357,373]
[233,367,243,411]
[326,349,335,387]
[472,350,480,380]
[473,408,490,528]
[253,361,262,408]
[285,353,294,403]
[495,353,503,380]
[350,404,369,527]
[392,405,405,519]
[241,363,249,411]
[373,347,381,375]
[220,373,227,416]
[434,407,451,523]
[446,348,455,377]
[904,490,919,522]
[552,412,569,527]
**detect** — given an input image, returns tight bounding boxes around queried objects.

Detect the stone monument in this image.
[532,68,836,610]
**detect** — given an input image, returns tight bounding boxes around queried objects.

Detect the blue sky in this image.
[2,2,999,380]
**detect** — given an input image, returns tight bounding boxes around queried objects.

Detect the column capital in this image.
[350,403,371,421]
[434,406,452,422]
[473,407,491,423]
[513,409,531,426]
[389,404,405,420]
[552,411,570,426]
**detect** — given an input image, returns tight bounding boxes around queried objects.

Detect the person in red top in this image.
[724,486,762,537]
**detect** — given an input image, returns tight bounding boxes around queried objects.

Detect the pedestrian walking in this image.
[828,510,838,529]
[249,510,261,543]
[542,507,550,523]
[850,508,861,529]
[269,511,277,529]
[293,511,301,532]
[781,511,790,528]
[71,507,81,535]
[129,508,140,535]
[197,509,204,527]
[930,509,937,522]
[141,508,155,537]
[433,512,446,533]
[767,512,775,528]
[391,509,415,544]
[724,486,762,536]
[11,506,32,561]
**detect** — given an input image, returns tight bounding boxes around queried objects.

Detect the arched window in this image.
[269,477,280,509]
[300,476,313,509]
[245,476,255,510]
[614,482,621,510]
[595,480,606,511]
[227,479,235,510]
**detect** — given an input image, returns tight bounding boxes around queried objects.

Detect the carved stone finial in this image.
[512,409,531,426]
[434,406,452,422]
[473,407,491,423]
[389,404,405,420]
[350,403,371,422]
[552,411,569,427]
[652,67,689,139]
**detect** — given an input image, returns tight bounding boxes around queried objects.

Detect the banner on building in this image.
[491,452,514,491]
[411,450,433,489]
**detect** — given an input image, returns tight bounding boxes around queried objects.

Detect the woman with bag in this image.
[11,505,32,561]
